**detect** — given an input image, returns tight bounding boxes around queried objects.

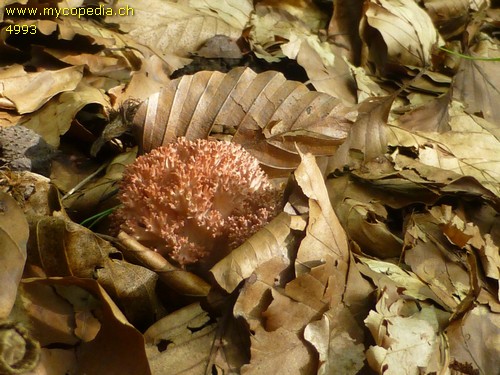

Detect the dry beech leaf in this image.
[144,302,249,374]
[248,2,327,63]
[327,0,364,63]
[284,37,357,105]
[397,90,452,133]
[19,82,110,148]
[422,0,470,39]
[240,152,369,373]
[389,101,500,197]
[304,308,365,375]
[29,214,162,325]
[19,277,151,375]
[144,303,217,375]
[445,305,500,375]
[134,67,351,173]
[357,256,447,305]
[106,0,252,58]
[241,325,316,374]
[210,212,301,294]
[62,147,137,216]
[327,95,394,172]
[118,231,210,297]
[452,38,500,125]
[404,208,471,312]
[364,285,448,374]
[326,175,404,258]
[360,0,443,71]
[0,65,83,114]
[294,151,350,271]
[0,192,29,319]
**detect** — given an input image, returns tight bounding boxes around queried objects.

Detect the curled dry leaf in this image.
[19,82,110,148]
[326,175,404,259]
[210,212,302,294]
[0,321,40,374]
[118,232,210,297]
[134,67,352,174]
[360,0,443,71]
[364,285,448,374]
[390,101,500,197]
[0,65,83,114]
[17,277,151,375]
[0,192,28,319]
[28,213,163,326]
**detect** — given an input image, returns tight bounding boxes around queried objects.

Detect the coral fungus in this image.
[116,137,280,266]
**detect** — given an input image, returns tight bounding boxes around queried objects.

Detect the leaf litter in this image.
[0,0,499,374]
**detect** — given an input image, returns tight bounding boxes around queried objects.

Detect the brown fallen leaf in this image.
[445,304,500,375]
[134,67,351,174]
[18,277,151,375]
[452,38,500,125]
[143,302,248,375]
[360,0,443,72]
[0,191,28,319]
[327,95,394,172]
[211,212,302,294]
[106,0,252,58]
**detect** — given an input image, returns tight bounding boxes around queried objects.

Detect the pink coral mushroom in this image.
[116,137,280,266]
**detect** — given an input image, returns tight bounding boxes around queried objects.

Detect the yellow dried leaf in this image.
[0,65,83,114]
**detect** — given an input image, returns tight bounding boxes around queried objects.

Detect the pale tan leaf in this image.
[304,310,365,375]
[106,0,251,58]
[294,151,350,272]
[144,303,217,375]
[211,212,300,293]
[19,82,110,147]
[286,37,357,105]
[361,0,443,70]
[404,207,471,312]
[453,38,500,125]
[445,305,500,375]
[357,256,446,304]
[249,2,328,63]
[241,326,316,375]
[0,65,83,114]
[0,192,28,319]
[365,296,446,375]
[188,0,253,30]
[390,101,500,196]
